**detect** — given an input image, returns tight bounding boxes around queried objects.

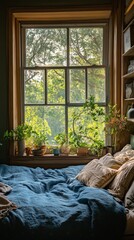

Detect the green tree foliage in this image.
[24,26,105,145]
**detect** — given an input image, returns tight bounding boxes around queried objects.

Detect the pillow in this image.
[76,159,117,188]
[99,153,128,169]
[108,160,134,200]
[114,144,134,160]
[114,144,131,157]
[124,180,134,210]
[114,153,129,165]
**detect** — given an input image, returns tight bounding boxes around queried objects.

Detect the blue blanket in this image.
[0,164,126,240]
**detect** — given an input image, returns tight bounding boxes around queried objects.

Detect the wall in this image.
[0,0,112,163]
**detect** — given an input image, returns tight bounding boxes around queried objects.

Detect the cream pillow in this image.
[114,144,134,160]
[114,153,129,165]
[108,160,134,200]
[114,144,131,157]
[76,159,117,188]
[99,153,127,169]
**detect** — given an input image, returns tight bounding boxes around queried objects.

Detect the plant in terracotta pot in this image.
[4,124,34,156]
[68,131,89,156]
[32,130,48,156]
[104,104,128,152]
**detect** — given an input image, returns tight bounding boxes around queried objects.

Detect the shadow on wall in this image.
[2,0,112,7]
[0,141,9,164]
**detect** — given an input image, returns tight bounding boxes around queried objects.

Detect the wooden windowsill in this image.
[10,154,96,169]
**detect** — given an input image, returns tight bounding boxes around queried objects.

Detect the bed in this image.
[0,144,134,240]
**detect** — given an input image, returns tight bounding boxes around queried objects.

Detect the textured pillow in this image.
[114,144,131,157]
[99,153,128,169]
[124,180,134,210]
[114,153,129,165]
[114,144,134,160]
[108,160,134,200]
[76,159,117,188]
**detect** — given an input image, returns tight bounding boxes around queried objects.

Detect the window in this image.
[21,23,109,145]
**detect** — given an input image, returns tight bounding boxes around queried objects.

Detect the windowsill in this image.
[10,154,97,169]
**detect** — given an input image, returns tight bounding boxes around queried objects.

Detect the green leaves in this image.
[4,124,34,141]
[69,95,105,151]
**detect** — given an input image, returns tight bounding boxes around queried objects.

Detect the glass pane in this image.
[70,27,103,66]
[69,69,85,103]
[25,106,65,144]
[24,70,45,104]
[47,69,65,104]
[87,68,106,103]
[68,107,105,146]
[26,28,67,67]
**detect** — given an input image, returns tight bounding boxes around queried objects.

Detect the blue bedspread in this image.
[0,164,126,240]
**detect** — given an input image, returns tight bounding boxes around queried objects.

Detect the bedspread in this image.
[0,164,126,240]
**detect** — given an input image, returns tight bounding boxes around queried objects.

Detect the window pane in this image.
[25,106,65,144]
[47,69,65,104]
[24,70,45,104]
[26,28,67,67]
[69,69,85,103]
[70,27,103,66]
[87,68,106,103]
[68,107,105,145]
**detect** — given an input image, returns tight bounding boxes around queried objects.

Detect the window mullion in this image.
[65,27,70,136]
[21,28,26,123]
[85,67,88,100]
[45,69,47,104]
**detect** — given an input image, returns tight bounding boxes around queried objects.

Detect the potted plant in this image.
[68,131,89,156]
[32,130,48,156]
[104,104,128,152]
[54,133,70,155]
[4,124,34,156]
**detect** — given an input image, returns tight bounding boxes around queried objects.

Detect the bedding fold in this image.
[0,182,17,219]
[0,164,126,240]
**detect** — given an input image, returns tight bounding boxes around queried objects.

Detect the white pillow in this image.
[76,159,117,188]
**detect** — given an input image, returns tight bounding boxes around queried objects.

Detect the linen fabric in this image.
[76,159,117,188]
[108,160,134,200]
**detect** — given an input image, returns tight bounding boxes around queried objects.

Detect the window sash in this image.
[8,9,112,155]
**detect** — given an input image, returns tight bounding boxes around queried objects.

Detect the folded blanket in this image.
[0,182,12,194]
[0,194,17,219]
[0,182,17,219]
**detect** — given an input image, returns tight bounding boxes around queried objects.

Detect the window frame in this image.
[21,23,109,143]
[8,8,112,156]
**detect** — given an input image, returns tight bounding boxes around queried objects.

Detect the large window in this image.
[21,23,109,145]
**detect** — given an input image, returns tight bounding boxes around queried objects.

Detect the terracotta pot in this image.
[77,147,88,156]
[25,147,32,156]
[32,148,44,156]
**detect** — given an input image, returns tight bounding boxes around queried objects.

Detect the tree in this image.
[23,26,105,144]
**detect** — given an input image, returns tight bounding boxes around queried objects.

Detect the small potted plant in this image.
[4,124,34,156]
[54,133,70,155]
[32,130,48,156]
[104,104,128,152]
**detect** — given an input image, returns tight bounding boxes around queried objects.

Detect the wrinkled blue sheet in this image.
[0,164,126,240]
